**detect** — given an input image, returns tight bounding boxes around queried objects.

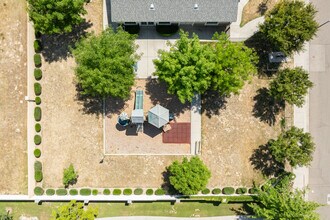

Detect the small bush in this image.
[34,161,43,182]
[212,188,221,195]
[34,40,42,52]
[56,189,67,196]
[34,135,42,145]
[92,189,98,195]
[103,189,110,195]
[63,164,78,187]
[113,189,121,195]
[155,188,165,195]
[69,189,78,195]
[35,96,41,105]
[201,188,210,195]
[34,83,42,96]
[35,123,41,132]
[222,187,235,195]
[146,189,153,195]
[80,188,91,196]
[236,187,247,194]
[249,188,258,194]
[34,68,42,80]
[123,188,132,195]
[34,148,41,158]
[34,107,42,121]
[46,189,55,196]
[134,188,143,195]
[34,187,44,195]
[34,54,42,67]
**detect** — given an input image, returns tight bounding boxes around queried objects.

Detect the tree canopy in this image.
[27,0,87,34]
[52,200,98,220]
[269,126,315,167]
[269,67,313,107]
[73,27,139,99]
[259,0,318,55]
[153,31,258,103]
[167,156,211,195]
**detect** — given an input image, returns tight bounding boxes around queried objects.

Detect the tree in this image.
[63,164,78,187]
[249,183,320,220]
[153,30,214,103]
[269,126,315,167]
[52,200,98,220]
[73,27,139,99]
[269,67,313,107]
[259,0,318,55]
[167,157,211,195]
[27,0,87,34]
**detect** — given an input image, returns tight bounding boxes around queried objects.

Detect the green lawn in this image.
[0,201,243,219]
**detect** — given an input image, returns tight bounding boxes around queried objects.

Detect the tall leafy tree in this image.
[73,27,139,99]
[269,67,313,107]
[154,30,214,103]
[269,126,315,167]
[167,157,211,195]
[27,0,87,34]
[259,0,318,55]
[52,200,98,220]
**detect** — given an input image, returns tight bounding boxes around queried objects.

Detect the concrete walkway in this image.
[190,94,201,155]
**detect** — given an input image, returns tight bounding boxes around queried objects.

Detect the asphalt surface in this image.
[309,0,330,218]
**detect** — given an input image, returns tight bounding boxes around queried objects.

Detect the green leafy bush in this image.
[35,123,41,132]
[34,40,42,52]
[34,107,42,121]
[34,135,42,145]
[212,188,221,195]
[80,188,91,196]
[223,187,235,195]
[34,83,42,96]
[92,189,98,195]
[134,188,143,195]
[46,189,55,195]
[236,187,247,194]
[103,189,110,195]
[249,188,258,194]
[34,148,41,158]
[113,189,122,195]
[56,189,67,196]
[34,186,44,195]
[34,68,42,80]
[155,188,165,195]
[146,189,153,195]
[123,188,132,195]
[35,96,41,105]
[201,188,210,195]
[34,161,43,182]
[34,54,42,67]
[69,189,78,195]
[63,164,78,187]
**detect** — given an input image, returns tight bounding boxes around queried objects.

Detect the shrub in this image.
[236,187,247,194]
[34,54,42,67]
[34,135,42,145]
[92,189,98,195]
[35,96,41,105]
[35,31,41,39]
[35,123,41,132]
[212,188,221,195]
[63,164,78,187]
[34,148,41,158]
[201,188,210,195]
[249,188,258,194]
[123,188,132,195]
[34,40,42,52]
[146,189,153,195]
[34,68,42,80]
[155,188,165,196]
[34,107,42,121]
[34,161,43,182]
[103,189,110,195]
[46,189,55,196]
[69,189,78,196]
[80,188,91,196]
[134,188,143,195]
[34,83,42,96]
[113,189,122,195]
[223,187,235,195]
[34,186,44,195]
[56,189,67,196]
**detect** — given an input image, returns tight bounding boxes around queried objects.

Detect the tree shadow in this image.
[145,78,190,117]
[201,90,228,118]
[40,21,92,62]
[250,143,285,177]
[161,169,181,196]
[252,88,284,126]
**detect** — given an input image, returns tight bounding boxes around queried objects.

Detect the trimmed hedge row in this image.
[34,68,42,80]
[46,189,55,196]
[146,189,153,195]
[34,40,42,53]
[34,135,42,145]
[34,161,43,182]
[34,148,41,158]
[34,187,44,195]
[34,107,41,121]
[80,188,91,196]
[34,83,42,96]
[201,187,256,195]
[123,188,132,195]
[92,189,98,195]
[35,123,41,132]
[34,54,42,67]
[103,189,110,195]
[70,189,78,196]
[155,188,165,195]
[35,97,41,105]
[56,189,67,196]
[134,188,143,195]
[113,189,121,195]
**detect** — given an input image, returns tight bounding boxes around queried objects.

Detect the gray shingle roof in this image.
[110,0,239,23]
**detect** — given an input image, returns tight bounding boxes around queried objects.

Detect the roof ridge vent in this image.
[149,3,155,10]
[194,3,199,10]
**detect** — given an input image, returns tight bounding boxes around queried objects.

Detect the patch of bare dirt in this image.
[0,0,27,194]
